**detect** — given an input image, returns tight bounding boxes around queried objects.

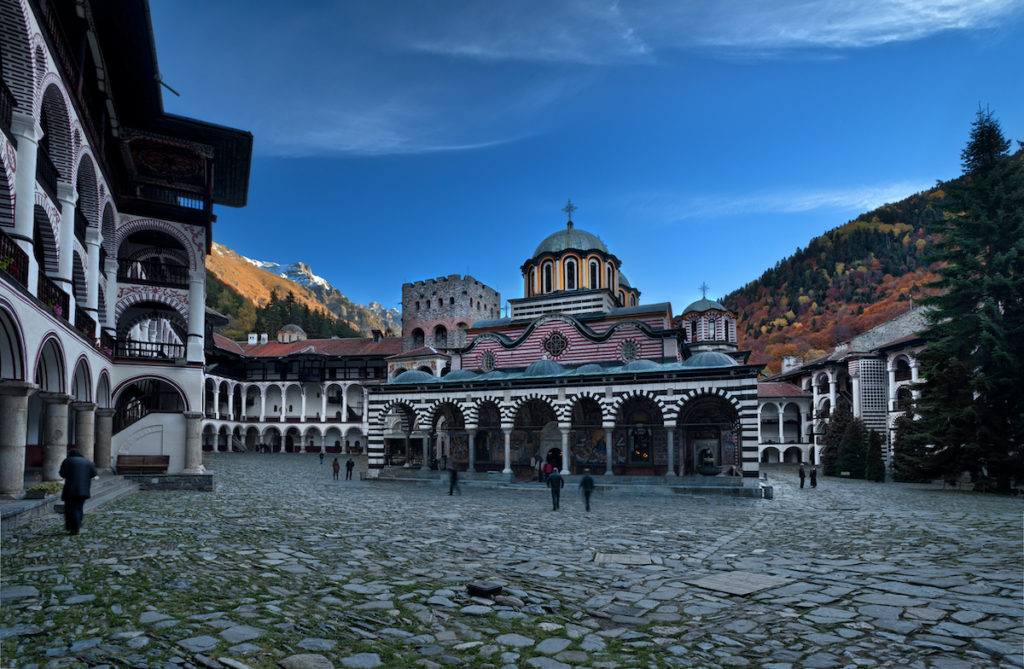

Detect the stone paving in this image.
[1,453,1021,669]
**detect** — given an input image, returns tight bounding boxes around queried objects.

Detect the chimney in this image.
[260,333,269,345]
[781,356,803,373]
[371,329,383,343]
[247,333,258,345]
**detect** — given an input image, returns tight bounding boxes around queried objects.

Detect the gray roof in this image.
[682,298,727,314]
[618,272,631,289]
[523,359,567,377]
[680,351,738,368]
[390,370,435,384]
[533,224,608,258]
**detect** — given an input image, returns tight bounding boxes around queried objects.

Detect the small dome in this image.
[442,369,478,382]
[533,223,608,258]
[477,370,508,380]
[621,359,661,372]
[680,351,738,368]
[523,359,567,377]
[391,370,435,383]
[574,363,607,375]
[280,323,305,333]
[618,272,632,289]
[683,298,727,314]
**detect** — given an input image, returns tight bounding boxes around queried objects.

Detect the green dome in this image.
[391,370,435,384]
[683,298,727,314]
[680,351,737,368]
[523,359,567,377]
[533,223,608,258]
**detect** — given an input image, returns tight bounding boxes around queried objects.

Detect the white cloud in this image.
[628,181,933,222]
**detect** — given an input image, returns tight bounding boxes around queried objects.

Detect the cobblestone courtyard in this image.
[2,454,1021,669]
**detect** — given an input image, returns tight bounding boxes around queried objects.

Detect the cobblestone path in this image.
[2,454,1021,669]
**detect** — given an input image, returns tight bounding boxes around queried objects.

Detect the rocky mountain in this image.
[207,243,401,336]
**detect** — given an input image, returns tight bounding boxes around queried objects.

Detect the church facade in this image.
[366,214,764,480]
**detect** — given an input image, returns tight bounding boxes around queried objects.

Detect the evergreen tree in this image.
[820,403,852,477]
[865,429,886,482]
[836,417,868,478]
[891,414,936,483]
[914,110,1024,491]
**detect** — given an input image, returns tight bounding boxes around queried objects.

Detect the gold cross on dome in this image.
[562,199,577,222]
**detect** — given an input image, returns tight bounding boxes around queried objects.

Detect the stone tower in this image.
[401,275,500,352]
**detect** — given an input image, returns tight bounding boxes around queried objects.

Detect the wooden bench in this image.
[116,454,170,474]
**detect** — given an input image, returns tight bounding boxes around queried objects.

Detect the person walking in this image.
[332,457,341,481]
[810,466,818,488]
[798,464,806,489]
[319,451,325,465]
[345,457,355,480]
[579,468,595,511]
[547,468,564,510]
[542,460,553,484]
[448,462,461,496]
[59,448,97,536]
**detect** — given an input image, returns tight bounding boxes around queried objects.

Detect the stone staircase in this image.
[1,474,139,533]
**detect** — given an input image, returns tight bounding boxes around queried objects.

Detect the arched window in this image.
[542,262,553,293]
[894,358,912,382]
[565,258,577,290]
[606,264,614,290]
[690,320,697,341]
[895,386,912,411]
[434,325,447,348]
[629,294,636,306]
[415,301,420,310]
[528,268,536,296]
[617,290,625,306]
[412,328,424,348]
[449,297,454,305]
[589,259,599,289]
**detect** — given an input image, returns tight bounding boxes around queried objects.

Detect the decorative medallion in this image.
[543,331,569,358]
[620,339,639,362]
[481,351,495,372]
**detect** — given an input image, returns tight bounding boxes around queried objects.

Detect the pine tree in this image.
[820,403,852,477]
[891,414,936,483]
[865,429,886,482]
[915,109,1024,491]
[836,417,868,478]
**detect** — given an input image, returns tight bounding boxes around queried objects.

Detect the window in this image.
[690,321,697,341]
[450,297,454,305]
[565,259,577,290]
[528,268,536,297]
[606,264,613,289]
[434,325,448,348]
[415,301,420,310]
[589,259,599,289]
[895,358,912,382]
[629,294,636,306]
[542,262,553,293]
[617,290,625,306]
[412,328,424,348]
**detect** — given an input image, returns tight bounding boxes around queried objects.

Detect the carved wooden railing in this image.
[38,271,69,320]
[117,257,190,288]
[0,228,29,287]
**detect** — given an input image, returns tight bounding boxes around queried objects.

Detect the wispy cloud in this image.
[627,181,933,222]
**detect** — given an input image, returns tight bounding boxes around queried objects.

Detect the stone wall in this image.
[401,275,500,351]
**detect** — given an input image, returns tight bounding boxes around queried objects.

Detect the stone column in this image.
[259,388,266,422]
[103,256,118,339]
[184,412,204,473]
[502,427,513,474]
[40,393,72,481]
[227,386,235,421]
[559,426,571,474]
[11,113,42,293]
[72,402,97,462]
[362,386,369,423]
[910,360,921,400]
[777,402,785,444]
[420,432,430,471]
[94,409,115,471]
[666,427,675,476]
[603,421,615,475]
[56,183,78,322]
[828,370,837,415]
[0,382,39,497]
[213,385,220,420]
[85,228,102,320]
[342,385,348,422]
[887,361,897,411]
[466,428,477,472]
[187,271,205,362]
[321,386,327,422]
[300,389,307,423]
[851,372,861,418]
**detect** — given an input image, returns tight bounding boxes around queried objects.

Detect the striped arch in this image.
[609,390,668,422]
[674,388,743,423]
[33,197,59,273]
[74,150,100,224]
[0,0,35,110]
[510,393,558,425]
[36,76,74,176]
[100,201,116,257]
[0,296,27,380]
[0,137,14,228]
[566,391,613,424]
[115,218,200,271]
[425,399,467,430]
[464,398,500,427]
[377,399,420,432]
[114,287,189,326]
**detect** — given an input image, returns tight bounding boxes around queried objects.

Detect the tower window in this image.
[565,259,577,290]
[542,262,553,293]
[589,259,599,289]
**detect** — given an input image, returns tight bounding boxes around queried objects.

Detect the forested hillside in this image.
[724,185,950,373]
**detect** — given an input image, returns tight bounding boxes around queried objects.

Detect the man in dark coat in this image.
[579,468,595,511]
[798,464,806,489]
[547,468,565,510]
[345,458,355,480]
[810,466,818,488]
[59,448,97,535]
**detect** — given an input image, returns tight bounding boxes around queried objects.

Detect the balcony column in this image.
[466,428,477,472]
[212,385,220,420]
[362,386,368,423]
[186,269,205,362]
[886,360,897,410]
[55,183,78,321]
[420,431,430,472]
[184,412,204,474]
[910,360,921,400]
[777,402,785,444]
[300,389,307,422]
[666,426,675,476]
[259,387,266,422]
[279,384,287,422]
[851,372,861,418]
[603,420,615,476]
[502,427,513,475]
[559,425,571,474]
[40,392,72,482]
[341,385,348,422]
[227,385,235,421]
[72,401,97,462]
[82,228,101,336]
[321,385,327,422]
[827,369,837,415]
[94,408,115,471]
[0,382,39,497]
[10,113,42,294]
[103,256,117,339]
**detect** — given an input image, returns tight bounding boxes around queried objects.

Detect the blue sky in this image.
[150,1,1024,314]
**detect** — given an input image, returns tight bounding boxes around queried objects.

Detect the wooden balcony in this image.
[117,257,189,288]
[114,338,185,361]
[74,308,96,340]
[0,229,29,288]
[74,206,88,245]
[0,78,16,148]
[38,271,69,321]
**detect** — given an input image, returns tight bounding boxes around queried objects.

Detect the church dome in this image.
[621,359,660,372]
[442,369,478,382]
[391,370,435,383]
[680,351,738,368]
[618,272,632,289]
[533,223,608,258]
[523,359,567,377]
[683,298,727,314]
